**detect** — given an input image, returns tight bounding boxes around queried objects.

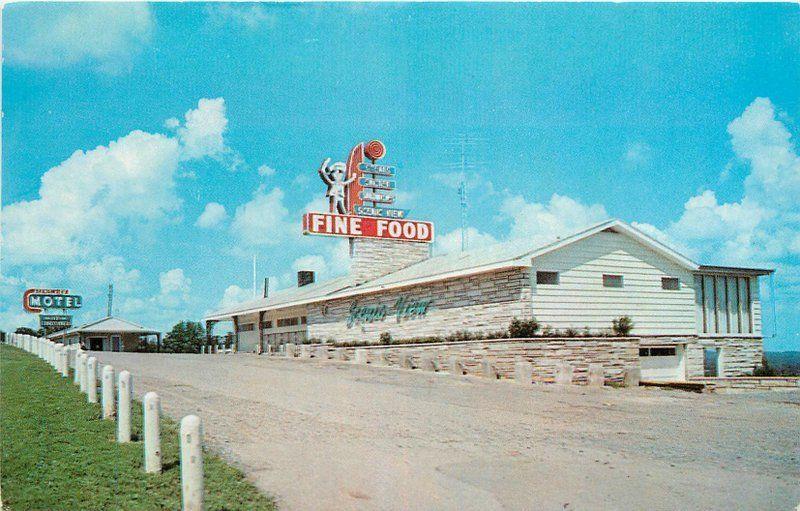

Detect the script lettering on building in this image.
[346,296,434,328]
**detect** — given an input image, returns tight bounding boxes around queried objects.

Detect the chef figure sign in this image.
[318,158,356,214]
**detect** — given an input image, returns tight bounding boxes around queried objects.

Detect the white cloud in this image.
[156,268,191,308]
[623,141,652,168]
[5,3,153,74]
[66,256,141,294]
[218,284,254,309]
[176,98,229,161]
[258,164,276,177]
[2,130,180,265]
[196,202,227,228]
[230,187,292,247]
[205,4,276,31]
[500,193,610,246]
[2,98,231,267]
[164,117,180,129]
[661,97,800,265]
[435,227,498,255]
[292,255,328,276]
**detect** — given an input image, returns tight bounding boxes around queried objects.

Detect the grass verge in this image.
[0,344,276,510]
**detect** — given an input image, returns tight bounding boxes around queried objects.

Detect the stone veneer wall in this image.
[349,238,430,284]
[312,337,639,384]
[307,268,532,344]
[691,377,800,392]
[684,338,762,378]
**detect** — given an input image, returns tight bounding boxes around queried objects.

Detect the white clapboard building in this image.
[206,219,772,381]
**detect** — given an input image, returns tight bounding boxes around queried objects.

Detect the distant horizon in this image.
[2,3,798,350]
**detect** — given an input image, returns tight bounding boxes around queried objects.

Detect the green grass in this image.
[0,345,276,511]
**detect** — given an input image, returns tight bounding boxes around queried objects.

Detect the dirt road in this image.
[90,352,800,511]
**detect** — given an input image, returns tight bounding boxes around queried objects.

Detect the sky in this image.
[2,2,799,350]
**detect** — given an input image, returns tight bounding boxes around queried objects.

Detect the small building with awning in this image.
[47,316,161,352]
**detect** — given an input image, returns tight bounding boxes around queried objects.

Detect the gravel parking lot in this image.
[91,352,800,511]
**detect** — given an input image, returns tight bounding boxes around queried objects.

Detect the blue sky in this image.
[2,3,799,349]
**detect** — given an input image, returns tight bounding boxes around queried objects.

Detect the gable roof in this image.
[47,316,160,338]
[205,219,705,321]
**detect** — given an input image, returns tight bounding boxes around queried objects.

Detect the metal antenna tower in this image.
[442,134,486,253]
[107,284,113,317]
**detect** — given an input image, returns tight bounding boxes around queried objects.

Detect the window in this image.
[301,316,307,325]
[640,347,677,357]
[260,320,272,330]
[661,277,680,290]
[536,271,559,285]
[603,274,623,288]
[695,274,752,334]
[238,323,255,332]
[277,317,300,328]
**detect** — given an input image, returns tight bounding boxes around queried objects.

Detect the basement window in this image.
[640,347,677,357]
[603,274,623,288]
[662,277,680,290]
[238,323,255,332]
[536,271,560,285]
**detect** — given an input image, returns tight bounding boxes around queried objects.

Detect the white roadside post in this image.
[117,370,132,443]
[74,352,83,385]
[57,344,67,376]
[102,365,115,420]
[180,415,204,511]
[86,357,98,403]
[79,353,88,393]
[143,392,162,473]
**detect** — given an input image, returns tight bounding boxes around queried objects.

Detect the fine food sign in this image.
[23,288,83,313]
[304,140,434,241]
[303,212,434,243]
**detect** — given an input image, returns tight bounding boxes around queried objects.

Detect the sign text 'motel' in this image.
[23,288,83,313]
[303,212,433,243]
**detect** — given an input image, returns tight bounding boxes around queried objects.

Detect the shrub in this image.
[378,332,392,344]
[508,318,540,338]
[564,328,578,337]
[582,326,592,337]
[752,354,779,376]
[162,320,205,353]
[611,316,634,336]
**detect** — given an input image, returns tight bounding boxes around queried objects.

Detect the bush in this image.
[378,332,392,344]
[162,321,205,353]
[509,318,540,338]
[752,355,779,376]
[15,327,43,337]
[564,328,578,337]
[611,316,634,336]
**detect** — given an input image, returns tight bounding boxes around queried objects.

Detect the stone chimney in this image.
[349,238,430,285]
[297,271,315,287]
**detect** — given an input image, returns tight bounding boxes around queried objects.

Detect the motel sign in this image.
[23,288,83,313]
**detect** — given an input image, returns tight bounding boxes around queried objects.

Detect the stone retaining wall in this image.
[684,338,762,378]
[306,337,639,384]
[691,376,800,393]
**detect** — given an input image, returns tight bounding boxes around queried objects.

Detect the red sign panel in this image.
[303,212,434,243]
[345,143,365,214]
